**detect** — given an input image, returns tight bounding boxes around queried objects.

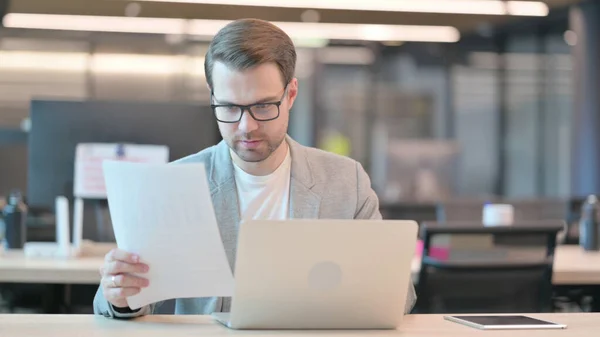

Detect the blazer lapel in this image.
[289,179,321,218]
[287,136,321,219]
[208,140,240,270]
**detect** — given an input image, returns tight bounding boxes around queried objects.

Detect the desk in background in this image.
[1,313,599,337]
[0,242,113,284]
[0,243,112,313]
[0,252,104,284]
[2,243,600,314]
[2,245,600,286]
[552,246,600,285]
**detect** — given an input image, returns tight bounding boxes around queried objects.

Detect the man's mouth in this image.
[239,139,262,148]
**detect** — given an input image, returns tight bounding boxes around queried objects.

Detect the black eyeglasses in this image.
[210,85,288,123]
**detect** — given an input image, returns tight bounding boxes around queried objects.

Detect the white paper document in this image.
[102,160,234,310]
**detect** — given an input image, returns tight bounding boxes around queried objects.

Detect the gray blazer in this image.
[94,135,417,318]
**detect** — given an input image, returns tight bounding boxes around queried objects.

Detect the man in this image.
[94,18,416,318]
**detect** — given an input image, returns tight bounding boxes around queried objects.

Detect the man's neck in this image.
[232,140,289,176]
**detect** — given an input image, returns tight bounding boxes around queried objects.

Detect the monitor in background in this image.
[27,100,220,241]
[0,128,28,198]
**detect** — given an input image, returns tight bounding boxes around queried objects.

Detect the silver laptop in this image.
[212,219,418,330]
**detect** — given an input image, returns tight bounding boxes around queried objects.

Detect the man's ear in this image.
[286,78,299,110]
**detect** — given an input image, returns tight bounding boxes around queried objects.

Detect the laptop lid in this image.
[226,219,418,330]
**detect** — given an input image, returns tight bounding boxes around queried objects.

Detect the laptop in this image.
[212,219,418,330]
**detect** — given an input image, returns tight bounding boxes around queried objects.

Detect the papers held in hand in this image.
[102,160,234,310]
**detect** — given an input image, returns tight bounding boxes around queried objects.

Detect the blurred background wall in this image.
[0,0,593,204]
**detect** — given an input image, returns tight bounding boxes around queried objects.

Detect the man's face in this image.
[210,61,298,163]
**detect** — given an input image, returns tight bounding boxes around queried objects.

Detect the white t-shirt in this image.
[232,145,292,221]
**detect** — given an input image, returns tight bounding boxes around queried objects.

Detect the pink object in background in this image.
[415,240,450,260]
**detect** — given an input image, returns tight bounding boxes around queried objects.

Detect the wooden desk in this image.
[411,245,600,286]
[1,313,599,337]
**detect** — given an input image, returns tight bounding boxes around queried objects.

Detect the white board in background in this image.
[74,143,169,199]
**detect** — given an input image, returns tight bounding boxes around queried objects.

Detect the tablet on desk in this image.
[444,315,567,330]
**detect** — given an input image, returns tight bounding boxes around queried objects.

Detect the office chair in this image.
[414,221,563,314]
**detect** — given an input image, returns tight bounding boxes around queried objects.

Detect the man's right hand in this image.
[100,248,150,309]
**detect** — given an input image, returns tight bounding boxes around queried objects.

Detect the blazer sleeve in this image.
[354,161,382,220]
[93,284,157,318]
[354,161,417,314]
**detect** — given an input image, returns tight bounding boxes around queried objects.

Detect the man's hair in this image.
[204,18,296,89]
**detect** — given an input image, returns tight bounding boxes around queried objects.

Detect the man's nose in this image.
[238,110,259,133]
